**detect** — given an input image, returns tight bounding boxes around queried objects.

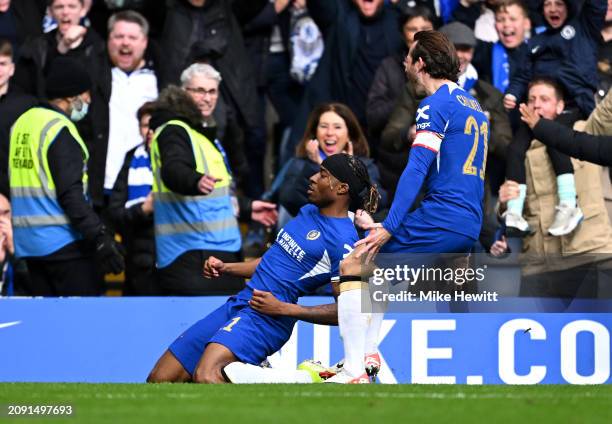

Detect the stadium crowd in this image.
[0,0,611,297]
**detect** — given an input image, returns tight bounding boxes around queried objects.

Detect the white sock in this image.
[337,288,370,377]
[365,279,387,354]
[223,362,313,384]
[365,312,384,354]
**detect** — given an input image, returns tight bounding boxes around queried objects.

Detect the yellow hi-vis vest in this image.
[9,107,89,258]
[151,120,241,268]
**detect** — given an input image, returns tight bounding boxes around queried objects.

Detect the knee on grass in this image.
[193,367,226,384]
[146,369,176,383]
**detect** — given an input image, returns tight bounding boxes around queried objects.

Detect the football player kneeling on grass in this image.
[147,154,380,384]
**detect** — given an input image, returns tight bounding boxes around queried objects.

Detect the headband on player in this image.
[321,153,374,212]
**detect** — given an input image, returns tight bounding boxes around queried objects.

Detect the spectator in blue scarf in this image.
[108,101,160,295]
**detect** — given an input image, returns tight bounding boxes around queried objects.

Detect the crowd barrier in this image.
[0,297,610,384]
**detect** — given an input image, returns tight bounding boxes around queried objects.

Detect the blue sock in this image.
[557,173,577,208]
[507,184,527,215]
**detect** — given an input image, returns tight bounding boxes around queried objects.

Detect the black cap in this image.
[45,57,92,100]
[439,22,476,48]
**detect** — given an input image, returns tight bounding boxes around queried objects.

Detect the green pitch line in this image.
[0,383,610,424]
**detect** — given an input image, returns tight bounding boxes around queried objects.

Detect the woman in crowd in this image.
[272,102,387,220]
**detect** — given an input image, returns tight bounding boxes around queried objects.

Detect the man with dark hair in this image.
[344,32,488,381]
[9,57,124,296]
[360,30,487,255]
[380,22,511,252]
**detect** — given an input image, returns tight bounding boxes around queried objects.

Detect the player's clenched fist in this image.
[203,256,226,278]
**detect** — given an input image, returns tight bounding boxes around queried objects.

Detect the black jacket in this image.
[532,118,612,167]
[507,0,607,116]
[14,28,105,99]
[367,52,406,141]
[2,0,45,57]
[208,96,249,189]
[83,43,162,208]
[239,0,292,88]
[287,1,403,154]
[0,86,37,197]
[42,104,103,260]
[160,0,260,128]
[378,82,426,198]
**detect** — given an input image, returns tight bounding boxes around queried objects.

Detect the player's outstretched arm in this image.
[203,256,262,279]
[382,145,436,234]
[249,289,338,325]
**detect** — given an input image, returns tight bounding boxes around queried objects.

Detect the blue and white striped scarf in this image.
[458,63,479,92]
[125,144,153,208]
[492,41,510,93]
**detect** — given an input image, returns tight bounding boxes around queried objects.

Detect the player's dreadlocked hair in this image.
[346,155,380,215]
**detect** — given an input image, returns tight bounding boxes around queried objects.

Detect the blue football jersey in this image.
[409,82,488,239]
[247,204,358,303]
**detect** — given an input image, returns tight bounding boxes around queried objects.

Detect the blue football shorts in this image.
[168,288,296,376]
[381,214,477,254]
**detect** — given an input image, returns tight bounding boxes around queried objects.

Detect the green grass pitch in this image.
[1,383,611,424]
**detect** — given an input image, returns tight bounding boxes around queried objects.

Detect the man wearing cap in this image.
[8,56,124,296]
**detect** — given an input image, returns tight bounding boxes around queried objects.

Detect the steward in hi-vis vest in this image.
[149,86,246,296]
[8,57,124,296]
[151,119,241,264]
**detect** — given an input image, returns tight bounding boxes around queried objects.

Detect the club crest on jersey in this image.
[306,230,321,240]
[561,25,575,40]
